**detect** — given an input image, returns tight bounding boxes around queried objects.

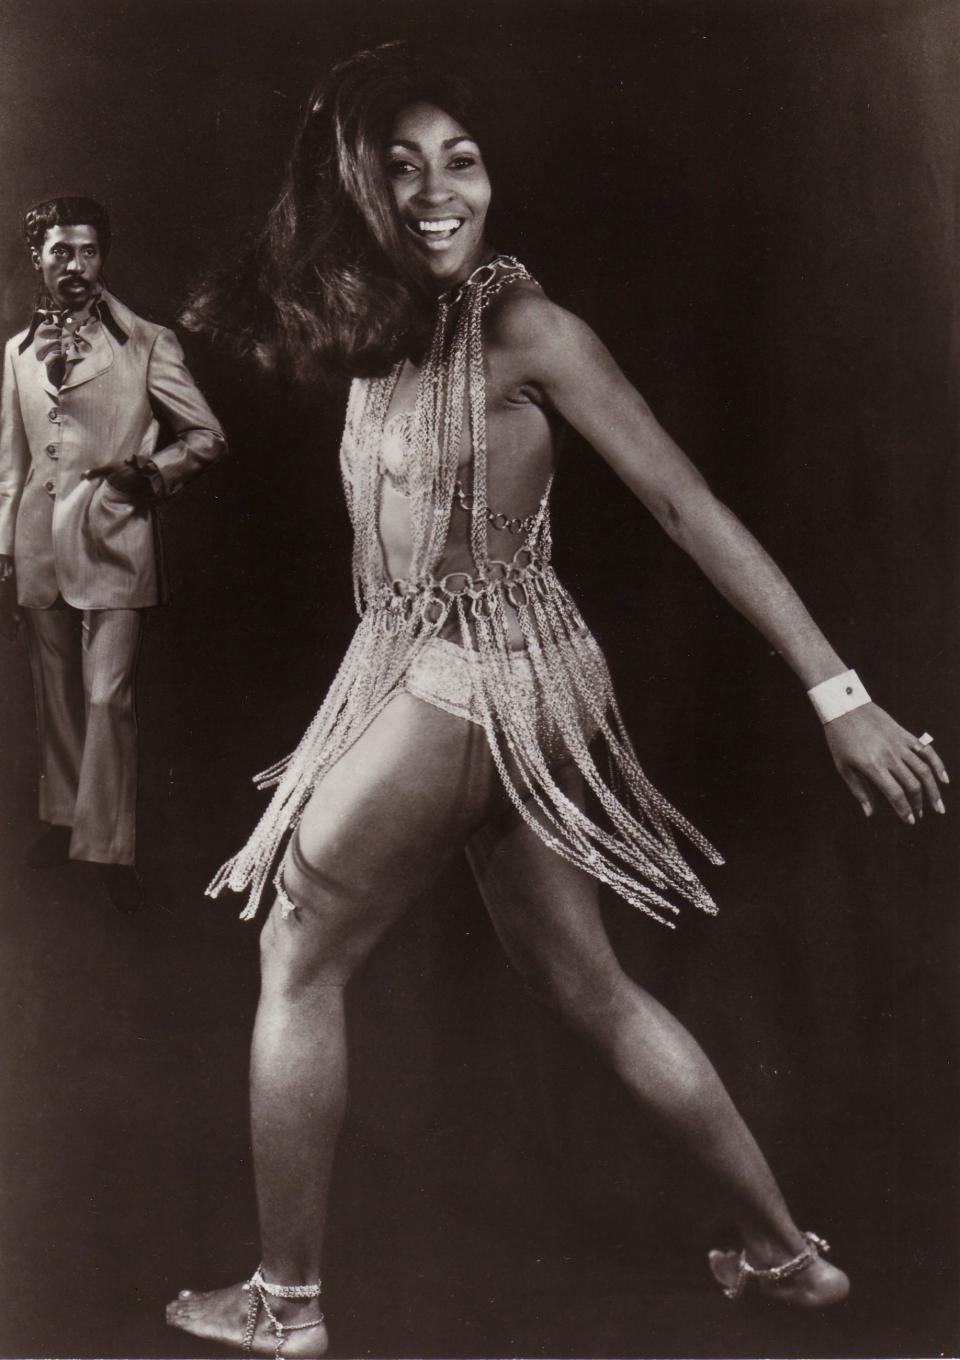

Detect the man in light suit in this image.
[0,197,226,911]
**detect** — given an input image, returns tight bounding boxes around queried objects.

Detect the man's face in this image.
[32,224,103,310]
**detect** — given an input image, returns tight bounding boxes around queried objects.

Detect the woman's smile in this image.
[407,215,465,246]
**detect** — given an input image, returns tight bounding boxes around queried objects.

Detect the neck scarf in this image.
[33,288,103,388]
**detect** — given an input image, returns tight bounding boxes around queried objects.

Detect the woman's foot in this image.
[165,1281,329,1356]
[708,1238,850,1308]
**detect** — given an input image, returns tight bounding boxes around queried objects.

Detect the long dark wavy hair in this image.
[182,42,489,383]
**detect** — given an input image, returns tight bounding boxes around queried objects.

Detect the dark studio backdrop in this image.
[0,0,957,1357]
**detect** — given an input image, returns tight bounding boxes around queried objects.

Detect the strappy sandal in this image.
[241,1265,324,1358]
[709,1231,832,1301]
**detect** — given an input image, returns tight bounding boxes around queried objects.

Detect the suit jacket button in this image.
[44,480,55,494]
[45,443,58,458]
[48,408,60,422]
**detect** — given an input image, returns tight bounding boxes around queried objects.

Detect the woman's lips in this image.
[406,217,465,248]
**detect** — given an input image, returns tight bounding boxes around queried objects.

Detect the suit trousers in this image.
[23,600,142,865]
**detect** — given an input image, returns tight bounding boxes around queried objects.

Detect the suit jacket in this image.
[0,290,226,609]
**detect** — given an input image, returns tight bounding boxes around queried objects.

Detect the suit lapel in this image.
[32,349,61,401]
[12,341,59,402]
[97,290,137,341]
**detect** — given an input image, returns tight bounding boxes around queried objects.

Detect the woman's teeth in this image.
[414,218,463,241]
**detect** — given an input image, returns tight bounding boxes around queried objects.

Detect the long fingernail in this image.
[862,805,873,818]
[935,798,945,814]
[943,772,951,785]
[905,813,916,825]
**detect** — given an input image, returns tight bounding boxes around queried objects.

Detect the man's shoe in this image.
[23,824,72,868]
[96,863,146,914]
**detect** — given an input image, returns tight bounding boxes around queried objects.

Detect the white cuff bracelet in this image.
[807,669,871,724]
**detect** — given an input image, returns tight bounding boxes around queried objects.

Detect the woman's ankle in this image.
[256,1260,322,1288]
[250,1263,323,1320]
[737,1225,811,1267]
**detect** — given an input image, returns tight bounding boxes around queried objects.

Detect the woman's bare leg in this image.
[166,695,498,1354]
[468,765,849,1307]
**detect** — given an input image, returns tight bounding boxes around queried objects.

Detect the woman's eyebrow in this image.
[386,136,478,151]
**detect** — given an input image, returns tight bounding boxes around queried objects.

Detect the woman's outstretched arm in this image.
[491,290,947,824]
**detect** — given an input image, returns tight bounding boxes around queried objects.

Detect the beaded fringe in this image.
[207,256,723,925]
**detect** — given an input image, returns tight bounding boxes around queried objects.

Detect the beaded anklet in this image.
[713,1231,831,1301]
[241,1265,324,1358]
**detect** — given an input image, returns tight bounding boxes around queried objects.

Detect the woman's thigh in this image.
[263,692,500,984]
[467,764,626,1011]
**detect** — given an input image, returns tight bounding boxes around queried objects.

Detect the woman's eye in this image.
[386,160,418,179]
[449,156,477,171]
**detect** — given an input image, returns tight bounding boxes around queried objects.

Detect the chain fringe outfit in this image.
[207,257,723,927]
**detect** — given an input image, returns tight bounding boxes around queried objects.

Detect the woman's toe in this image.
[167,1292,201,1323]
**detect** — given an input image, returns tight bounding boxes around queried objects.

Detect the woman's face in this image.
[385,101,491,287]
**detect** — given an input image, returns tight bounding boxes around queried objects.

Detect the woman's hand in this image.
[825,704,948,824]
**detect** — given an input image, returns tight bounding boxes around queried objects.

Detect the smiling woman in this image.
[166,38,947,1360]
[385,103,491,283]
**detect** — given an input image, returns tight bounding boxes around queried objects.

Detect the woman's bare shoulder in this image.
[485,279,610,386]
[486,280,598,372]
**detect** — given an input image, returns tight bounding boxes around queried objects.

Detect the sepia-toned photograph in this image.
[0,1,957,1357]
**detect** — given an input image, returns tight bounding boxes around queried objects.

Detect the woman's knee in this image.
[258,892,362,996]
[258,833,409,995]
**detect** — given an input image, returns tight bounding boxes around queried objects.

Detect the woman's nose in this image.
[415,166,453,205]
